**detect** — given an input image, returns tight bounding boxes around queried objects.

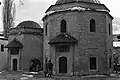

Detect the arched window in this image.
[61,19,67,33]
[90,19,96,32]
[45,24,48,36]
[109,23,111,35]
[109,56,112,69]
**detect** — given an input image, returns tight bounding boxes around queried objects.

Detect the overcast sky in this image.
[0,0,119,32]
[15,0,120,23]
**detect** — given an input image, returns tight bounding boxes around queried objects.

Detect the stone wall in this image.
[43,1,113,76]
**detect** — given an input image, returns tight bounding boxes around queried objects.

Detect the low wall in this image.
[30,76,120,80]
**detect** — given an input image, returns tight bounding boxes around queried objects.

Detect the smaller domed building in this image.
[5,21,43,71]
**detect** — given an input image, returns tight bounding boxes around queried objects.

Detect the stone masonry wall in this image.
[43,1,113,75]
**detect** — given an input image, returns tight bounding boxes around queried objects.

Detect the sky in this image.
[0,0,120,31]
[15,0,120,21]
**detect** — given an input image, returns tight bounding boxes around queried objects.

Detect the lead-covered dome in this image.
[55,0,101,5]
[17,20,41,28]
[9,20,43,36]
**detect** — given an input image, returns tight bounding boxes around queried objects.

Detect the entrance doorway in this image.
[13,59,17,71]
[59,57,67,73]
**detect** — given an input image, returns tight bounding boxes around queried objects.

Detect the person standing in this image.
[44,58,48,77]
[48,60,53,77]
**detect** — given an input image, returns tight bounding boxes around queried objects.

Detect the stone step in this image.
[31,78,55,80]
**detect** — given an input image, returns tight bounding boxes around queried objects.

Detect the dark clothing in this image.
[115,67,117,73]
[47,62,53,77]
[48,62,53,70]
[45,63,48,72]
[114,63,118,73]
[44,62,48,77]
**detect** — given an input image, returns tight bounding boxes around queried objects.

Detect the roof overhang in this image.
[48,33,78,45]
[5,38,23,48]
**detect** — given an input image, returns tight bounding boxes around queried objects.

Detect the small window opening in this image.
[61,19,67,33]
[90,19,96,32]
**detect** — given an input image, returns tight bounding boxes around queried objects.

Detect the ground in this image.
[0,71,120,80]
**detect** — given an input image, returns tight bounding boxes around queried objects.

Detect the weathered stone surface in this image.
[43,0,113,76]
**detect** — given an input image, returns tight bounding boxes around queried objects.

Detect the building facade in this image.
[42,0,113,75]
[0,36,8,71]
[5,21,43,72]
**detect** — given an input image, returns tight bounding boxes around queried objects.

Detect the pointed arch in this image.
[61,19,67,33]
[90,19,96,32]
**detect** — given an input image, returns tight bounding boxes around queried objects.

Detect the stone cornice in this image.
[10,27,43,31]
[42,9,113,21]
[9,26,43,36]
[9,31,43,36]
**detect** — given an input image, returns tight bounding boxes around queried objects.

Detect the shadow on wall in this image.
[0,52,8,71]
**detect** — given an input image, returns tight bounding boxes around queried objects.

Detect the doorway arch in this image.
[59,56,67,73]
[12,58,17,71]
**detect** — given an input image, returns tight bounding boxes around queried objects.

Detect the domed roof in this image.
[55,0,101,5]
[17,20,41,28]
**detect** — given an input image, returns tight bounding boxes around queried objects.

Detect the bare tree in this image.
[3,0,16,38]
[2,0,24,38]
